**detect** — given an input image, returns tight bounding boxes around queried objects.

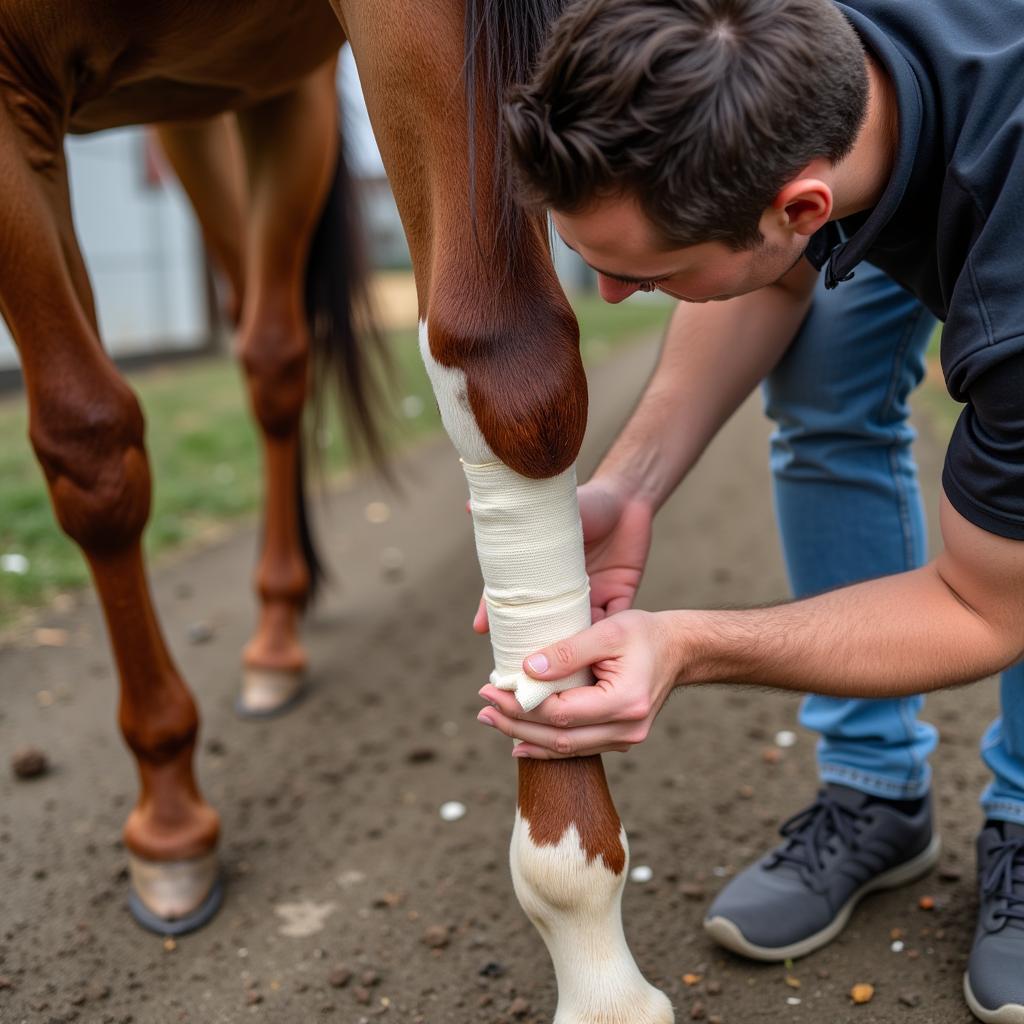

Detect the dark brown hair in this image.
[504,0,868,249]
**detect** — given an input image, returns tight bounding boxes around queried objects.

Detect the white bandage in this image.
[420,323,592,711]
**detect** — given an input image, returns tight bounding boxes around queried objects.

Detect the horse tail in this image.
[298,120,393,601]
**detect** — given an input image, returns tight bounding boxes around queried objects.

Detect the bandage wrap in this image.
[420,323,592,711]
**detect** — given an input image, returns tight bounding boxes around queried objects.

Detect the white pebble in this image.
[786,997,802,1006]
[439,801,466,822]
[891,940,905,953]
[1,553,29,574]
[629,865,654,884]
[774,730,798,748]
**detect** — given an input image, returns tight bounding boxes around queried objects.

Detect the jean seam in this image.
[820,762,930,798]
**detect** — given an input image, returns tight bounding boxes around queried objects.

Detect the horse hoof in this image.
[237,666,307,718]
[127,851,223,935]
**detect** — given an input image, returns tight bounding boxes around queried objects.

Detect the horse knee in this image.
[239,318,309,436]
[29,375,151,552]
[120,690,199,766]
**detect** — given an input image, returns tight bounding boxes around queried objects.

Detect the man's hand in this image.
[473,477,653,632]
[476,610,682,758]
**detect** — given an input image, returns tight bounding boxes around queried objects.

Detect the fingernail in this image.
[512,748,532,758]
[477,711,495,727]
[526,654,549,674]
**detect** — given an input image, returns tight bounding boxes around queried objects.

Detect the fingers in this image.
[477,705,643,758]
[522,618,625,682]
[472,594,489,634]
[479,682,647,729]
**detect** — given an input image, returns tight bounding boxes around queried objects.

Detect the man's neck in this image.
[830,55,899,220]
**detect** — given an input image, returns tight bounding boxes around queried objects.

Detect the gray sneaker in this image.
[964,822,1024,1024]
[704,783,941,961]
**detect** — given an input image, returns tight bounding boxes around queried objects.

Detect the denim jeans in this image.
[762,261,1024,825]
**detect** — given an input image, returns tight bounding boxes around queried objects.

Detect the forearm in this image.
[595,265,816,510]
[673,562,1021,698]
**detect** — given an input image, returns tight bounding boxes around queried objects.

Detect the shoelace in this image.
[982,837,1024,925]
[771,791,869,882]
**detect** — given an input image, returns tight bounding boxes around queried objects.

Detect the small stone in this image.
[406,748,436,764]
[186,621,214,645]
[761,747,783,765]
[891,940,905,953]
[439,801,466,822]
[353,986,371,1005]
[899,992,922,1008]
[11,747,49,780]
[507,997,530,1019]
[205,738,226,756]
[737,785,754,800]
[327,967,352,989]
[706,980,722,996]
[360,970,380,988]
[817,968,830,979]
[245,991,263,1006]
[682,973,702,987]
[938,865,963,882]
[850,983,875,1005]
[629,865,654,884]
[691,1001,707,1020]
[774,730,797,748]
[163,938,177,953]
[785,997,802,1007]
[680,883,706,900]
[785,976,801,989]
[918,895,935,911]
[422,925,450,949]
[709,1017,724,1024]
[479,962,506,978]
[0,976,13,990]
[478,993,493,1008]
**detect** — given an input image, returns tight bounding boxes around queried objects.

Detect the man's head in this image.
[504,0,869,301]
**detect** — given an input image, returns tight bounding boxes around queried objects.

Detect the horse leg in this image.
[338,6,672,1019]
[154,116,247,324]
[0,101,220,930]
[228,61,341,715]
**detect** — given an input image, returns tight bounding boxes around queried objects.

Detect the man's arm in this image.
[595,258,818,511]
[476,491,1024,758]
[678,491,1024,695]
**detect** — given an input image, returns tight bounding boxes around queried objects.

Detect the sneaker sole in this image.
[704,834,942,962]
[964,974,1024,1024]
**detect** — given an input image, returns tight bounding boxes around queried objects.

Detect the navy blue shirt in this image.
[805,0,1024,540]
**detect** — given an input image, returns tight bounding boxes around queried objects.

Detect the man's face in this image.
[551,195,807,304]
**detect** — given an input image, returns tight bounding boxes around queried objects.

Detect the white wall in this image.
[0,127,208,371]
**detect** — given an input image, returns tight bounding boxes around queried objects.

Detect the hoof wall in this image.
[237,667,307,719]
[128,864,224,937]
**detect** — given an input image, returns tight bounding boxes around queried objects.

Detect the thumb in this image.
[523,621,619,681]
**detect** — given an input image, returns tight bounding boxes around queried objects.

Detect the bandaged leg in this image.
[421,324,673,1023]
[419,323,591,711]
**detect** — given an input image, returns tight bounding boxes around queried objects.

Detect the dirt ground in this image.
[0,337,997,1024]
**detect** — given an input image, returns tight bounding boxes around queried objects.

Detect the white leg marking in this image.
[511,812,675,1024]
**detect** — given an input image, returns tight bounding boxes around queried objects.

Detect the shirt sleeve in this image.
[943,340,1024,539]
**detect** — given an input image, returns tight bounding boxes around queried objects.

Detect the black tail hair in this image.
[297,124,393,601]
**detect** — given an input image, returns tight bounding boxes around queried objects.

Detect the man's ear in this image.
[766,177,834,238]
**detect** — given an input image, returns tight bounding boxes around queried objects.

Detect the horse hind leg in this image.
[228,62,344,716]
[0,101,221,931]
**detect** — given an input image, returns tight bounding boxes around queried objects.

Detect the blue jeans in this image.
[763,261,1024,825]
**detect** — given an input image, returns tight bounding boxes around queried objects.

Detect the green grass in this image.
[0,291,670,623]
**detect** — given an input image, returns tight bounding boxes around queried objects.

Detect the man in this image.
[473,0,1024,1019]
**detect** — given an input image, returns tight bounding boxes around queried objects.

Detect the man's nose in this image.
[597,274,641,304]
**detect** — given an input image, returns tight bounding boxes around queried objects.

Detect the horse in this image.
[0,1,674,1019]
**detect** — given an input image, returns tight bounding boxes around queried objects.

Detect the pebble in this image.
[891,940,905,953]
[630,865,654,884]
[691,1001,707,1020]
[353,986,371,1005]
[774,730,797,748]
[479,962,506,978]
[186,621,214,645]
[422,925,450,949]
[11,747,49,780]
[439,801,466,822]
[1,552,29,574]
[899,992,922,1008]
[328,967,352,989]
[850,983,875,1005]
[405,748,437,764]
[761,748,783,765]
[706,980,722,996]
[245,991,263,1006]
[938,865,963,882]
[507,997,530,1018]
[680,883,706,900]
[918,895,936,911]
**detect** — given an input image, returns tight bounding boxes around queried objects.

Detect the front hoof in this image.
[127,851,223,935]
[555,988,674,1024]
[237,666,307,718]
